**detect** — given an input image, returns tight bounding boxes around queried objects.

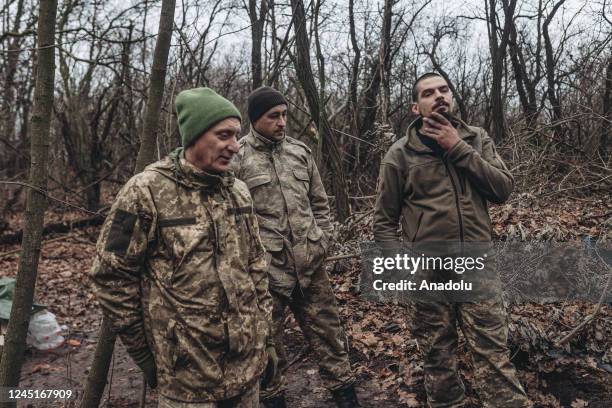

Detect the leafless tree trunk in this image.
[378,0,393,124]
[81,319,116,408]
[290,0,350,221]
[83,0,176,405]
[508,19,539,128]
[348,0,362,168]
[348,0,361,136]
[267,3,297,88]
[426,21,468,120]
[360,0,392,135]
[134,0,176,173]
[313,0,326,161]
[600,54,611,158]
[543,0,566,130]
[0,0,58,398]
[486,0,517,141]
[1,0,26,174]
[248,0,268,90]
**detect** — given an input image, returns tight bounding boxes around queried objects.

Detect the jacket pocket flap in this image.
[293,169,309,181]
[245,174,271,189]
[259,230,284,251]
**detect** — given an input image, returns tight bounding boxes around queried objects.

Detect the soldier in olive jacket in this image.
[91,88,275,407]
[374,73,531,408]
[231,87,358,408]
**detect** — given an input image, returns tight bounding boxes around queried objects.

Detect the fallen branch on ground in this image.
[0,215,105,245]
[325,253,360,262]
[556,249,611,345]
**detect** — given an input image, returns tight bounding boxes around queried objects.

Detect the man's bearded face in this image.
[411,76,454,118]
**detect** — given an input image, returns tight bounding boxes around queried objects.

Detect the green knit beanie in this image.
[175,87,242,147]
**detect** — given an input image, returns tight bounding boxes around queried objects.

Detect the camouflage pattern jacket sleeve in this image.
[90,175,156,362]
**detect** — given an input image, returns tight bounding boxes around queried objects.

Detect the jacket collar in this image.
[163,147,234,191]
[249,126,285,152]
[405,115,476,154]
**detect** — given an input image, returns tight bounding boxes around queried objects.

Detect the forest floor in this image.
[0,192,610,407]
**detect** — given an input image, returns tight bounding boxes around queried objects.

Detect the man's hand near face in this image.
[420,111,461,151]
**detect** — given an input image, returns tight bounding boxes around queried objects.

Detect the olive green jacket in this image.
[373,117,514,245]
[91,150,273,402]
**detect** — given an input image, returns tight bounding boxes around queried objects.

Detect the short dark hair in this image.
[412,72,444,102]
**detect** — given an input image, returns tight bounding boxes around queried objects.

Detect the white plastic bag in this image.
[27,310,65,350]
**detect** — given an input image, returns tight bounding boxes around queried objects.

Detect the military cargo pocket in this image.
[226,311,257,357]
[244,174,272,212]
[244,174,271,189]
[293,169,309,181]
[293,169,309,192]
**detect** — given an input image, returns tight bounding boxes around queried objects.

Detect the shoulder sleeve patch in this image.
[105,209,137,256]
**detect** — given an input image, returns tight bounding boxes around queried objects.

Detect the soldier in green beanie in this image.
[92,87,277,407]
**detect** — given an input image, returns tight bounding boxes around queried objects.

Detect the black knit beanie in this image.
[247,86,287,124]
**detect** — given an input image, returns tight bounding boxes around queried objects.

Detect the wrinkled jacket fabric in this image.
[374,117,514,245]
[231,129,332,294]
[91,150,273,402]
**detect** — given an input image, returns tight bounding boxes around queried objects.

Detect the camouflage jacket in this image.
[231,129,332,295]
[90,149,273,402]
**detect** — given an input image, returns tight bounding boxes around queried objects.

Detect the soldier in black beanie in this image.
[247,86,288,124]
[232,87,360,408]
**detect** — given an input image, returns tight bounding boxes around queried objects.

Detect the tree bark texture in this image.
[0,0,26,176]
[378,0,393,124]
[134,0,177,174]
[599,54,611,158]
[0,0,58,400]
[543,0,566,130]
[83,0,176,405]
[289,0,350,222]
[248,0,268,90]
[508,20,539,128]
[487,0,517,141]
[348,0,361,138]
[80,319,115,408]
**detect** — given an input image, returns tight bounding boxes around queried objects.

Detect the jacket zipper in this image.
[444,160,464,242]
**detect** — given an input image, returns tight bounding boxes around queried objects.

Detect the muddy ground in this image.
[1,200,611,407]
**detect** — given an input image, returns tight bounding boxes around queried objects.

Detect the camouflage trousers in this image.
[158,383,259,408]
[260,248,355,400]
[409,300,531,408]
